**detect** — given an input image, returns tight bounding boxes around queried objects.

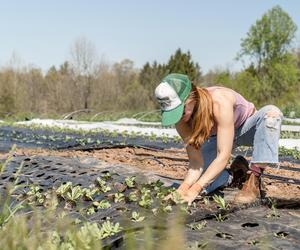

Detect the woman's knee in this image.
[258,105,283,131]
[259,105,283,117]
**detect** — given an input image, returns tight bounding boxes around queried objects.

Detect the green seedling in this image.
[179,204,189,214]
[187,221,207,231]
[212,195,229,210]
[214,213,228,222]
[86,207,96,215]
[86,138,93,144]
[99,220,123,239]
[266,201,280,218]
[101,172,112,181]
[56,182,72,197]
[173,136,182,144]
[78,222,102,240]
[151,179,164,188]
[169,191,185,204]
[96,177,111,193]
[279,146,300,159]
[203,197,210,206]
[131,211,145,222]
[65,186,83,204]
[82,188,98,201]
[93,200,111,209]
[114,193,125,203]
[111,130,119,138]
[139,189,153,208]
[26,185,45,204]
[128,191,139,202]
[125,176,136,188]
[149,132,157,141]
[162,205,172,213]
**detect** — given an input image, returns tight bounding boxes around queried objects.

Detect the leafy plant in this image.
[82,188,98,201]
[93,200,111,209]
[131,211,145,222]
[114,193,125,203]
[125,176,136,188]
[101,172,112,181]
[266,200,280,218]
[212,195,229,210]
[279,146,300,159]
[169,191,185,204]
[26,185,45,204]
[65,186,83,204]
[96,177,111,193]
[56,182,72,197]
[139,188,153,208]
[203,197,210,206]
[214,213,228,222]
[99,220,122,239]
[128,191,139,202]
[187,221,207,231]
[86,207,96,215]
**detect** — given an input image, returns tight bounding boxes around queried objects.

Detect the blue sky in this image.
[1,0,300,73]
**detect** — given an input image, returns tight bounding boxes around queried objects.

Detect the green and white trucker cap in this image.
[155,73,192,126]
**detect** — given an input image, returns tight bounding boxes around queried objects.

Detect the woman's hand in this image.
[164,182,190,201]
[182,183,203,205]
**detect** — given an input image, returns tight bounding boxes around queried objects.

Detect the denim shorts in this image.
[200,105,283,194]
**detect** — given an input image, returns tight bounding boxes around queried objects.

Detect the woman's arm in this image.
[175,120,204,192]
[183,90,235,204]
[196,97,234,188]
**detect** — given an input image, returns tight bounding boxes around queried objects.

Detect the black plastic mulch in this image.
[0,155,299,249]
[0,126,181,152]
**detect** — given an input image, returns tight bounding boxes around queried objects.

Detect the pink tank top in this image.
[205,86,255,134]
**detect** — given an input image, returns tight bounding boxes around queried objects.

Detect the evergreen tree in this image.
[165,48,202,84]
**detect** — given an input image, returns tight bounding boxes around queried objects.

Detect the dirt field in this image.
[4,146,299,203]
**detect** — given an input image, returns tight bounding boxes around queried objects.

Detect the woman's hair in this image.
[187,84,214,149]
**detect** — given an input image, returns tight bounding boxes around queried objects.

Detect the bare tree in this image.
[69,37,98,109]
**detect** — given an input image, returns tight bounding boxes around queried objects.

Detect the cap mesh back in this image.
[162,74,191,101]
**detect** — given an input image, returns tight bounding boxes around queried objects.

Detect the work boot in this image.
[233,171,261,204]
[228,155,249,188]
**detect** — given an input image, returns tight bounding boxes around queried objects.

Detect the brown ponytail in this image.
[187,84,214,149]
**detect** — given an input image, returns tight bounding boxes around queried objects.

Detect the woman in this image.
[154,73,283,205]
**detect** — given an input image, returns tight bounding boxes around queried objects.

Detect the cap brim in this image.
[161,103,184,126]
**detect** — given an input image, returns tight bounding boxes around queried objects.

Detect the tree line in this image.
[0,6,299,119]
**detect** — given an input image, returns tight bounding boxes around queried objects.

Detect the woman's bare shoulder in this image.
[210,87,235,106]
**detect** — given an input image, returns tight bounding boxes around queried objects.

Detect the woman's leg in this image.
[234,105,283,164]
[201,136,230,194]
[233,105,283,203]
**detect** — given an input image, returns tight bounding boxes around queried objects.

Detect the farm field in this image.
[0,120,299,249]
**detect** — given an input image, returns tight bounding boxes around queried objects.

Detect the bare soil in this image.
[1,147,299,201]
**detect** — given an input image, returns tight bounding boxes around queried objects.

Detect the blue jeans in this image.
[201,105,283,194]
